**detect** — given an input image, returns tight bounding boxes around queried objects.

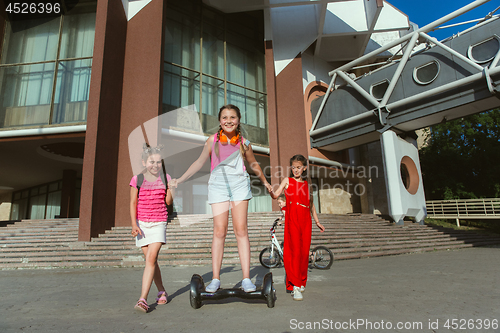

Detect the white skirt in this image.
[135,220,167,247]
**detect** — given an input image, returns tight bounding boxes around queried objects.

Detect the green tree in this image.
[419,109,500,200]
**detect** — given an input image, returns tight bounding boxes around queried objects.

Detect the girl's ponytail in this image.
[141,143,163,162]
[215,125,222,158]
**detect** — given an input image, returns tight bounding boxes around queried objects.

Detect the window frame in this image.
[370,79,390,101]
[163,2,268,145]
[412,60,441,85]
[467,35,500,64]
[0,3,96,129]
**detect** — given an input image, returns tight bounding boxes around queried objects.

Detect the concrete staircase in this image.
[1,213,500,269]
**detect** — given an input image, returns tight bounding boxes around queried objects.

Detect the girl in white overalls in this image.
[170,104,272,292]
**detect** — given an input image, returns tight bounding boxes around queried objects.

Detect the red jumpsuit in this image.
[283,177,312,291]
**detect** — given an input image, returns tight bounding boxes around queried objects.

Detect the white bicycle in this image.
[259,218,333,270]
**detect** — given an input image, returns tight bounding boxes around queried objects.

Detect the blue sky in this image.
[387,0,500,41]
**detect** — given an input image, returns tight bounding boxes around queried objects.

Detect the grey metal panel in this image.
[393,95,500,132]
[356,65,405,105]
[313,86,376,129]
[399,52,459,103]
[450,35,485,80]
[453,18,500,77]
[311,121,384,150]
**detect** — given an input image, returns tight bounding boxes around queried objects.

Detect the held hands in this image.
[169,178,179,188]
[264,183,273,196]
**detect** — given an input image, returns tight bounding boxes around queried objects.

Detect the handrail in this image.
[426,198,500,226]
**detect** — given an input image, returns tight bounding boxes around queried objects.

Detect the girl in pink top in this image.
[170,105,273,293]
[130,144,173,313]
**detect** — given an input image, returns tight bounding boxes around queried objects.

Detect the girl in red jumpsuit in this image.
[271,154,325,300]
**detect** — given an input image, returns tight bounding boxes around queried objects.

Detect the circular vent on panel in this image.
[400,155,419,195]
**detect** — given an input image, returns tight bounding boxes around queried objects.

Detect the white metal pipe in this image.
[310,65,500,137]
[314,23,490,135]
[491,37,500,67]
[328,33,414,76]
[161,128,207,143]
[416,0,490,35]
[380,33,419,106]
[352,60,392,70]
[308,155,358,170]
[435,15,498,30]
[309,110,375,137]
[454,15,499,37]
[0,125,87,138]
[310,72,337,132]
[336,71,380,108]
[419,32,484,71]
[388,65,500,109]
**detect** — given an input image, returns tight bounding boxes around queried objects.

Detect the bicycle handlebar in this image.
[271,218,281,230]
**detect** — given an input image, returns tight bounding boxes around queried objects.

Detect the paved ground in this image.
[1,247,499,333]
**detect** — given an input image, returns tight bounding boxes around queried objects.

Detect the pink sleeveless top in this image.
[130,174,171,222]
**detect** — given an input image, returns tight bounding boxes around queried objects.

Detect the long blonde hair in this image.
[215,104,246,159]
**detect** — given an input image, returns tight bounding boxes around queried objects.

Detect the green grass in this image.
[425,218,500,236]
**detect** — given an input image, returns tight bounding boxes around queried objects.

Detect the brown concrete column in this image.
[60,170,76,218]
[114,0,166,227]
[265,40,280,211]
[79,0,127,241]
[275,54,309,179]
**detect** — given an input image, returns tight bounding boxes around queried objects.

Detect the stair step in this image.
[1,214,499,269]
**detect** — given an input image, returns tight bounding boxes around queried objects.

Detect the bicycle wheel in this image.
[312,246,333,270]
[259,247,281,268]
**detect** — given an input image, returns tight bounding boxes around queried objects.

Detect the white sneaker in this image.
[292,286,303,301]
[299,286,305,293]
[241,278,256,292]
[205,279,221,293]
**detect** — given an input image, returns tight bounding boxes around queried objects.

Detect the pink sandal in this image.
[134,298,149,313]
[156,291,168,305]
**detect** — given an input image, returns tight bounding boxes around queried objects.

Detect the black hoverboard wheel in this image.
[190,274,204,309]
[262,271,275,308]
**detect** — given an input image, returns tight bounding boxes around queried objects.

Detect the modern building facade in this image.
[0,0,412,240]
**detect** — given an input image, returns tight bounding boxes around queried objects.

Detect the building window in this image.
[11,181,61,220]
[468,36,500,64]
[163,1,268,146]
[0,2,96,129]
[370,79,389,100]
[10,177,82,220]
[413,61,440,85]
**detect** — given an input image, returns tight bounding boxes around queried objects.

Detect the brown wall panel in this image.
[114,0,166,227]
[265,40,280,211]
[274,54,309,178]
[304,82,348,164]
[79,0,127,241]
